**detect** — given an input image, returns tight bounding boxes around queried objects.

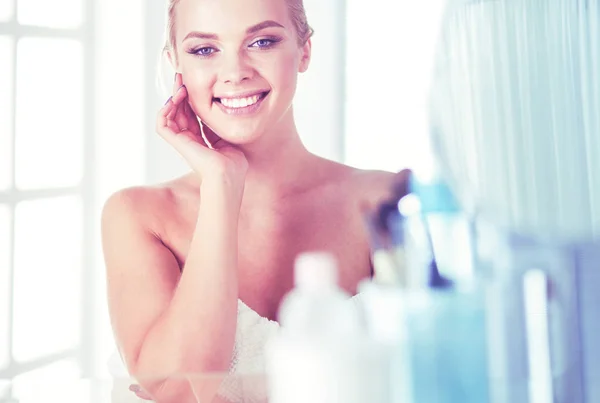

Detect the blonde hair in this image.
[163,0,314,53]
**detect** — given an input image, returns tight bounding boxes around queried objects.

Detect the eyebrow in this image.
[182,20,285,42]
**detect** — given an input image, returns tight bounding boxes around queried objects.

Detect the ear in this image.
[166,49,180,73]
[298,39,312,73]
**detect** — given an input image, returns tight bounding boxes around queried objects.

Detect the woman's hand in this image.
[157,74,248,188]
[129,384,153,401]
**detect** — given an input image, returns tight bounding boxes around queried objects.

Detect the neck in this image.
[238,112,320,202]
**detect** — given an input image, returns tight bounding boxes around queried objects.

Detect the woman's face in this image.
[171,0,311,144]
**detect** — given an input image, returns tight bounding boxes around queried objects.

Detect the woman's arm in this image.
[102,178,242,402]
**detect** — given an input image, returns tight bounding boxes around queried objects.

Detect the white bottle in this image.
[279,252,359,338]
[266,252,385,403]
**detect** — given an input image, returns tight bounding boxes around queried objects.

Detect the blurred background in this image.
[0,0,445,384]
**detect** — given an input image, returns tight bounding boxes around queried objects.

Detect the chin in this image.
[216,125,267,145]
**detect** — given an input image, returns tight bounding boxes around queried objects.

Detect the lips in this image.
[213,91,270,109]
[213,91,270,115]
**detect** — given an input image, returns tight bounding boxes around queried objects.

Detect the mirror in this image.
[429,0,600,242]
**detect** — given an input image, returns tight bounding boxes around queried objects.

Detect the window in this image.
[344,1,446,172]
[0,205,10,370]
[0,0,94,394]
[0,35,13,191]
[0,2,14,23]
[11,359,87,402]
[17,0,82,29]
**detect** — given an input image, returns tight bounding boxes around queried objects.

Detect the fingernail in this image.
[164,96,173,106]
[129,385,141,393]
[174,72,178,82]
[177,84,185,92]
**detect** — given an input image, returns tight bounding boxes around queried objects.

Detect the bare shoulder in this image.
[338,166,409,209]
[101,175,196,233]
[309,156,410,210]
[350,169,398,189]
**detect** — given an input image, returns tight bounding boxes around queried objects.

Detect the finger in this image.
[129,384,153,400]
[166,85,187,120]
[161,116,207,148]
[174,87,194,131]
[159,99,183,133]
[164,86,186,123]
[157,101,179,136]
[158,99,210,148]
[171,92,208,147]
[135,390,154,400]
[173,72,183,94]
[166,119,180,133]
[171,84,187,105]
[168,74,184,121]
[159,97,177,120]
[166,102,178,121]
[160,99,176,123]
[181,98,215,145]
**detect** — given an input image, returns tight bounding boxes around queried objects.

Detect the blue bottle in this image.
[402,175,490,403]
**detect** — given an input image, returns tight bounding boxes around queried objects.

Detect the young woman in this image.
[101,0,409,401]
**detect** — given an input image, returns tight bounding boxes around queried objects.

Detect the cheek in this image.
[181,66,214,109]
[266,53,301,94]
[182,68,210,91]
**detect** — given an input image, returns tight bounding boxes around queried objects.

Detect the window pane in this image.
[0,380,9,401]
[344,1,445,171]
[12,196,82,362]
[0,204,11,369]
[12,359,88,403]
[17,0,82,29]
[0,1,14,22]
[15,38,83,190]
[0,36,14,191]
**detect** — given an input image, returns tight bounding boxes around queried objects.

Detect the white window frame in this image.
[0,0,96,384]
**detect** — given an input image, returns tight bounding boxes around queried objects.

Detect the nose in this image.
[219,50,254,85]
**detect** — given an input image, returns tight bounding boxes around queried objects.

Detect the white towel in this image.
[108,295,363,402]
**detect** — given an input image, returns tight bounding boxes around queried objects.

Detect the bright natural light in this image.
[14,38,83,190]
[344,1,446,172]
[0,35,12,191]
[0,204,9,369]
[11,359,87,402]
[17,0,82,29]
[0,1,13,22]
[12,196,82,363]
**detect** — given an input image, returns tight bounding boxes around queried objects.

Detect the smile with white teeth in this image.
[218,93,265,109]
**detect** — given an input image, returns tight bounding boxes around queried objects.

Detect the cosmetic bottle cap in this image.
[294,252,338,291]
[409,175,460,214]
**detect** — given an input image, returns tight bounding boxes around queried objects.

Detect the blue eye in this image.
[192,47,216,57]
[251,38,278,49]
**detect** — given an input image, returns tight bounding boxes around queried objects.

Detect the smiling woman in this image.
[101,0,409,401]
[164,0,312,145]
